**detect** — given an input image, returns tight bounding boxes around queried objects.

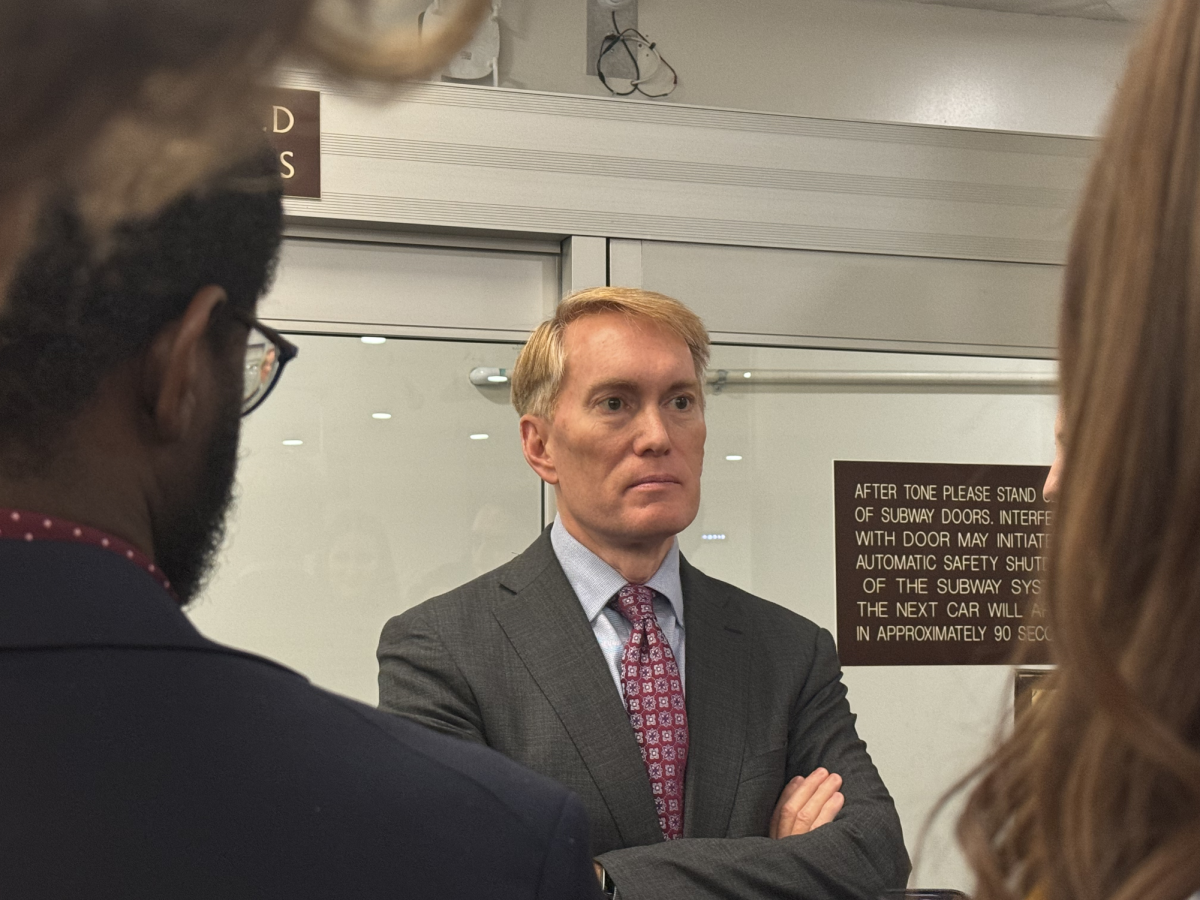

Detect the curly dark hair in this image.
[0,158,283,477]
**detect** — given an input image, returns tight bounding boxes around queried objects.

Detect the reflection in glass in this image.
[189,335,540,704]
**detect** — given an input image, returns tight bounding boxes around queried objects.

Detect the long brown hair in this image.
[0,0,489,291]
[958,0,1200,898]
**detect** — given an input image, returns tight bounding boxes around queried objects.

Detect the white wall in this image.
[489,0,1134,134]
[616,239,1064,356]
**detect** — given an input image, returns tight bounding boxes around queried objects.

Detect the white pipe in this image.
[469,367,1057,390]
[705,369,1057,389]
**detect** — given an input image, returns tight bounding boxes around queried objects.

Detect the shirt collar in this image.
[0,508,177,601]
[550,516,684,625]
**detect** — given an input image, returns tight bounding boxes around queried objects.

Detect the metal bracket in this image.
[469,366,510,386]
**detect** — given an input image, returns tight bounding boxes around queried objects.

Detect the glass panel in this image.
[188,335,541,705]
[681,344,1057,891]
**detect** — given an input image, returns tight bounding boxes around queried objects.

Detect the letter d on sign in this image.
[273,105,295,134]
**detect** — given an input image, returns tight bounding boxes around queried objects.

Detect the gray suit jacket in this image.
[378,530,909,900]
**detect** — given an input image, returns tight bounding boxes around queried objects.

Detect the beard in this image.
[153,389,241,606]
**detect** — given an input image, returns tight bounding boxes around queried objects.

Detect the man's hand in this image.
[768,768,844,839]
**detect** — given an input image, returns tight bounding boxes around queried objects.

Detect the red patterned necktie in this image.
[612,583,689,840]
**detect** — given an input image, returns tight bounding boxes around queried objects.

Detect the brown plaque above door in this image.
[265,87,320,199]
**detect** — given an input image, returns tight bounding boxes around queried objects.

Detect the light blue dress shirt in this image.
[550,516,685,698]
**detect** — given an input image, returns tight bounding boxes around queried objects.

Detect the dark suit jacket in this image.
[378,529,910,900]
[0,538,600,900]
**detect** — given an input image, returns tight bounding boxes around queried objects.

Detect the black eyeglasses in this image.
[225,305,298,416]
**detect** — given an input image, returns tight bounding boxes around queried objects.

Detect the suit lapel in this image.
[493,531,664,848]
[680,557,749,838]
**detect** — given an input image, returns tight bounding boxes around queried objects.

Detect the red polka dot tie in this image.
[613,583,688,841]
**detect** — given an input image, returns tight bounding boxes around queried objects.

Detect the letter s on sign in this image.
[280,151,295,179]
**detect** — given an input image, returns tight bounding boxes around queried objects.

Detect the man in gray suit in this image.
[378,287,909,899]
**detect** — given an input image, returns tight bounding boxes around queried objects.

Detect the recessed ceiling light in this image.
[725,455,743,461]
[371,412,392,420]
[361,336,386,345]
[470,433,490,440]
[743,372,752,379]
[282,439,304,446]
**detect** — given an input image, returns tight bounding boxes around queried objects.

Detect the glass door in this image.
[189,335,542,705]
[681,343,1057,890]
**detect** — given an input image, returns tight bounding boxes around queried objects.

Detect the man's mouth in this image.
[629,475,680,489]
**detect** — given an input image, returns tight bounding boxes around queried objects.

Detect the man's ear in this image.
[519,414,559,485]
[143,285,229,442]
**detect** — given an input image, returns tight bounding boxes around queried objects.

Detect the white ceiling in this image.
[894,0,1152,21]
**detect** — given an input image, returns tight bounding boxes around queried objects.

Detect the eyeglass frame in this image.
[224,303,298,416]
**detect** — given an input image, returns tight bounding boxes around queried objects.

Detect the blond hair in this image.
[511,287,710,419]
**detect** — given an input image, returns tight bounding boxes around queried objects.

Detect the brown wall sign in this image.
[265,88,320,199]
[834,461,1052,666]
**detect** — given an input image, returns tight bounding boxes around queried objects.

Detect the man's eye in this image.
[672,396,691,410]
[605,398,623,411]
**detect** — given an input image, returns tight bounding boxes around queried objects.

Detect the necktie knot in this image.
[614,583,657,625]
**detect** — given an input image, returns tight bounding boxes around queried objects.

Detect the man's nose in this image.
[633,408,671,454]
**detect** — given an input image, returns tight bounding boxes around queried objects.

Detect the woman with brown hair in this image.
[958,0,1200,898]
[0,0,489,303]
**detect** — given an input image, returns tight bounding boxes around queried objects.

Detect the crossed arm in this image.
[591,771,844,886]
[590,630,909,900]
[771,767,845,839]
[378,613,908,900]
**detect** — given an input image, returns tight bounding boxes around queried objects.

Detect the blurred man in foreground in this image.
[0,0,490,306]
[0,159,598,899]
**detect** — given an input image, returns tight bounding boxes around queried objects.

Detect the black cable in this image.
[596,9,677,99]
[596,15,638,97]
